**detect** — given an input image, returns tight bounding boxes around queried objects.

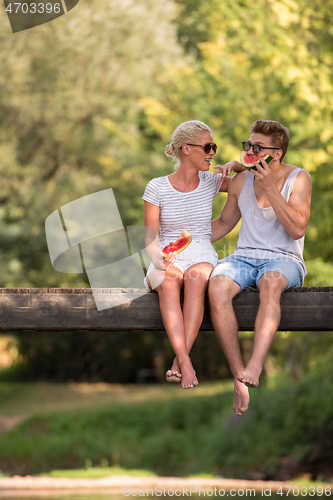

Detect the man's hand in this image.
[252,160,312,240]
[252,157,276,192]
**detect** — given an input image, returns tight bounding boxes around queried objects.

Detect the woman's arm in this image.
[144,201,176,270]
[212,161,246,193]
[211,176,242,242]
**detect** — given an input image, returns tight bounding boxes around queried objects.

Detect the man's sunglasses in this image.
[180,143,218,154]
[242,141,279,155]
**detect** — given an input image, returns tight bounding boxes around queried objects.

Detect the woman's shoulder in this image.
[145,175,168,189]
[147,175,168,184]
[198,170,221,185]
[198,171,214,180]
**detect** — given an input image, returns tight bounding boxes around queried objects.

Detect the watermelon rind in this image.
[161,229,192,257]
[240,152,273,171]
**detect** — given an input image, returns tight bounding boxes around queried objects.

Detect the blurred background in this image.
[0,0,333,484]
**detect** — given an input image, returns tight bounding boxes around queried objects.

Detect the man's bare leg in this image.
[209,275,249,415]
[238,272,288,388]
[167,263,213,383]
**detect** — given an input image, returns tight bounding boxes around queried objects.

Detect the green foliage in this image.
[0,389,233,476]
[0,0,332,289]
[305,258,333,287]
[0,330,230,383]
[142,0,333,268]
[0,0,181,287]
[0,0,332,286]
[42,466,154,478]
[0,0,333,387]
[1,367,333,479]
[214,362,333,479]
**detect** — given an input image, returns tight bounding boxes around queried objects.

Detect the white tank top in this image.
[233,168,306,277]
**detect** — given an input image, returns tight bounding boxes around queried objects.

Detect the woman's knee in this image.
[184,263,213,283]
[156,275,183,296]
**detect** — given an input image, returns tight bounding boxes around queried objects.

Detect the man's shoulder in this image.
[284,164,311,180]
[289,166,312,189]
[285,166,312,206]
[229,170,248,195]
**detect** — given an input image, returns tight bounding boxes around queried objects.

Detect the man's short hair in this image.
[251,120,289,161]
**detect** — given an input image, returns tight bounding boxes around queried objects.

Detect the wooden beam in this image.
[0,287,332,332]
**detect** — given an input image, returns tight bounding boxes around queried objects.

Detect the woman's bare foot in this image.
[166,370,181,383]
[233,379,250,415]
[237,364,262,388]
[179,356,198,389]
[166,358,182,383]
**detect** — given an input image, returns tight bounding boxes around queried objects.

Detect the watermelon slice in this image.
[161,229,192,258]
[240,152,273,171]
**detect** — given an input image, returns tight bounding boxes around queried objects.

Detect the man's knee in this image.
[208,275,239,306]
[258,272,287,298]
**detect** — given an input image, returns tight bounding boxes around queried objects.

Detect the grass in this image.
[0,380,233,417]
[0,380,235,477]
[1,369,333,482]
[40,466,155,478]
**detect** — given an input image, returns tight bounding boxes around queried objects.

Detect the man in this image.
[209,120,312,415]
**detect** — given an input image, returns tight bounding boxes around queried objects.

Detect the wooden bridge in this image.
[0,287,331,331]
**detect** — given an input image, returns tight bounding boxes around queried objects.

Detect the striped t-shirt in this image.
[142,171,222,242]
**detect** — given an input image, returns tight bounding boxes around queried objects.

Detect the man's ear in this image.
[275,149,283,161]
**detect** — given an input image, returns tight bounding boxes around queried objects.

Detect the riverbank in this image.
[0,474,319,497]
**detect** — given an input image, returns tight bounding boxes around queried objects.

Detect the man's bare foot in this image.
[166,370,181,383]
[237,365,261,388]
[179,356,198,389]
[233,379,250,415]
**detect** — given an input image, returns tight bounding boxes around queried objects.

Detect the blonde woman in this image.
[143,120,241,388]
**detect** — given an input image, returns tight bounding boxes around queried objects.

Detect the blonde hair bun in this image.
[165,143,176,158]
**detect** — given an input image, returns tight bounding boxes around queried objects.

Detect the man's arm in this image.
[211,175,242,242]
[254,161,312,240]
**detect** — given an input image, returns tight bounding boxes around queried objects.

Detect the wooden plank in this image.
[0,287,331,331]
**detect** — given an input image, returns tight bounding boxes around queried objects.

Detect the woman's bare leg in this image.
[153,266,198,389]
[168,263,213,383]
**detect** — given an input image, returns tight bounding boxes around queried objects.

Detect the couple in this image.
[143,119,312,415]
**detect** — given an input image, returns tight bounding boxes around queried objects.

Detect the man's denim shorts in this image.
[210,254,304,292]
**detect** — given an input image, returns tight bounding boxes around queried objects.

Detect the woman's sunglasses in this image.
[181,143,218,154]
[242,141,279,155]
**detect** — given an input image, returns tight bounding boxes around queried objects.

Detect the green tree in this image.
[140,0,333,277]
[0,0,181,287]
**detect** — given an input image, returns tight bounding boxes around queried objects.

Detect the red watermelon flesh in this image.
[241,151,272,170]
[162,230,192,257]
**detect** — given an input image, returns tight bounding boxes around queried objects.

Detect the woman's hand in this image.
[153,251,177,271]
[213,161,245,182]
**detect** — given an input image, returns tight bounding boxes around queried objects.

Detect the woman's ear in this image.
[181,144,190,156]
